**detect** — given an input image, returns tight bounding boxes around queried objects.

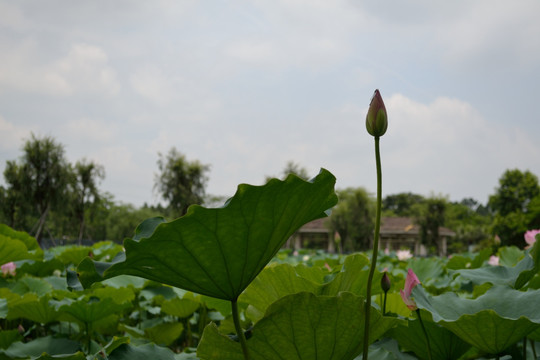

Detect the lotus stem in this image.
[416,309,433,360]
[523,337,527,359]
[531,338,537,359]
[231,299,250,360]
[363,136,383,359]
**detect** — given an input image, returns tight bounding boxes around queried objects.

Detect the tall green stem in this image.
[363,136,383,359]
[231,299,250,360]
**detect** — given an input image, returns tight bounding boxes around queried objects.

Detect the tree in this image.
[489,169,540,247]
[154,148,210,217]
[412,196,447,255]
[265,161,310,182]
[329,187,375,253]
[71,159,105,243]
[445,199,492,253]
[1,161,30,228]
[382,192,425,216]
[3,134,70,244]
[281,161,309,180]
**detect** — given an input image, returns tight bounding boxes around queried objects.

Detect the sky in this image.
[1,1,539,208]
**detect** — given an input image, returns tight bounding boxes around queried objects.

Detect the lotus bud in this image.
[381,271,391,293]
[366,89,388,137]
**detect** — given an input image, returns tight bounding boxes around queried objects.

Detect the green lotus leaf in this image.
[320,253,383,297]
[198,292,399,360]
[412,285,540,354]
[55,296,131,325]
[144,321,184,346]
[35,352,87,360]
[108,342,177,360]
[0,299,7,319]
[0,224,43,264]
[77,169,337,300]
[0,330,21,350]
[239,263,320,322]
[0,336,80,359]
[453,240,540,289]
[7,295,59,324]
[365,338,420,360]
[387,310,471,360]
[498,245,524,267]
[10,276,53,296]
[161,297,200,318]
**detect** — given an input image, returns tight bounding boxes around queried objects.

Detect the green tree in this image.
[3,134,70,244]
[489,169,540,247]
[281,161,309,180]
[71,159,105,243]
[265,160,310,182]
[412,196,447,255]
[329,187,375,253]
[382,192,425,216]
[445,198,492,253]
[1,161,30,228]
[154,148,210,217]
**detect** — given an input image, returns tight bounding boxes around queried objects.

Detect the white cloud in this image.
[63,118,116,144]
[381,94,540,202]
[0,41,120,96]
[0,115,35,151]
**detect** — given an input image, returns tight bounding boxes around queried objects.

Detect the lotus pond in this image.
[1,170,540,360]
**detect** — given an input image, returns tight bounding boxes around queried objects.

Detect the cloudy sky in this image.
[1,1,539,208]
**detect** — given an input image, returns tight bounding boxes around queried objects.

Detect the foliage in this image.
[489,169,540,247]
[154,148,210,218]
[70,159,105,243]
[329,187,375,252]
[383,192,425,217]
[411,196,447,256]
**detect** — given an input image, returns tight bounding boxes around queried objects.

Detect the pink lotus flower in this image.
[524,229,540,249]
[400,268,420,311]
[1,262,16,277]
[488,255,499,266]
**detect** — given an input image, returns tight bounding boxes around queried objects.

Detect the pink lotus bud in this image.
[381,271,391,293]
[1,262,16,277]
[524,229,540,249]
[488,255,499,266]
[400,268,420,311]
[365,89,388,137]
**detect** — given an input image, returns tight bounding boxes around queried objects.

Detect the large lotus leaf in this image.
[35,353,86,360]
[453,240,540,289]
[144,321,184,346]
[51,246,93,266]
[0,299,7,319]
[239,263,320,322]
[0,224,41,251]
[375,292,412,318]
[10,276,53,296]
[498,246,524,267]
[0,330,21,350]
[77,170,337,300]
[55,296,132,324]
[108,343,177,360]
[387,310,471,360]
[361,338,420,360]
[198,292,399,360]
[161,297,200,318]
[412,285,540,354]
[0,225,43,264]
[7,295,59,324]
[320,253,383,297]
[0,336,80,359]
